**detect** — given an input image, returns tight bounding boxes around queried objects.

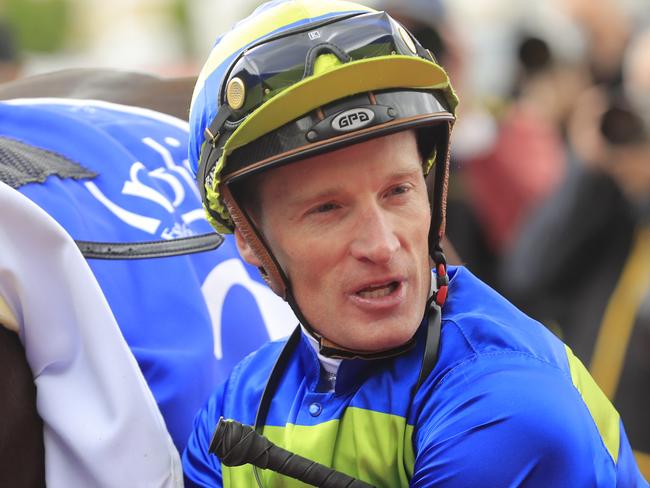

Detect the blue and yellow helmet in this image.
[190,0,457,300]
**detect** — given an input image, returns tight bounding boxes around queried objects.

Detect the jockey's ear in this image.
[234,227,263,267]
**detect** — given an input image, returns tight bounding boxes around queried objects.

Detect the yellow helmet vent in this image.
[226,77,246,110]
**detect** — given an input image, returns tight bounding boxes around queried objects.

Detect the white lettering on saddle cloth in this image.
[86,136,204,238]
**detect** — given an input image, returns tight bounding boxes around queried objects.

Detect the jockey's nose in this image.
[349,203,400,265]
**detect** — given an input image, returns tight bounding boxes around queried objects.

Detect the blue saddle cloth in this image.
[0,99,295,452]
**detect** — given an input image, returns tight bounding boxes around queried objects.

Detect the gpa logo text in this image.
[332,108,375,132]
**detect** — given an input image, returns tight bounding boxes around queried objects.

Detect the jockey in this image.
[183,1,647,486]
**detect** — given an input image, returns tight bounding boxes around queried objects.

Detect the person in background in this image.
[501,28,650,477]
[455,34,572,282]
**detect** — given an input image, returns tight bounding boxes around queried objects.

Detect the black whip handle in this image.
[210,418,375,488]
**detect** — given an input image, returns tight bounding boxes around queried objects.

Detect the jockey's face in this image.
[236,130,432,353]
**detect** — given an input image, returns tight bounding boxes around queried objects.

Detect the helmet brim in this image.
[222,55,454,157]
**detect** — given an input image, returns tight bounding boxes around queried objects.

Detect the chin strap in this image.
[282,287,418,361]
[415,249,447,390]
[317,332,419,360]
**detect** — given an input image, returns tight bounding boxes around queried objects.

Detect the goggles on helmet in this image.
[219,11,434,121]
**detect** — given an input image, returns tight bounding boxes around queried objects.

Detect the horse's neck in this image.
[0,68,196,121]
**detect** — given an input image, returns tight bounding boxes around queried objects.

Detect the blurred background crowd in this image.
[1,0,648,477]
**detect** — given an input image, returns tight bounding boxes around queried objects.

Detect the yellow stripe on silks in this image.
[222,407,415,487]
[565,345,621,463]
[634,450,650,481]
[590,227,650,399]
[191,0,376,108]
[0,294,19,332]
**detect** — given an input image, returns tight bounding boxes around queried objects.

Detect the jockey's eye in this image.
[310,202,339,214]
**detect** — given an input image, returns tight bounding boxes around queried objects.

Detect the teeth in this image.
[357,282,397,299]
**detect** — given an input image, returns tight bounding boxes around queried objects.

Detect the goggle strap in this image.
[198,105,236,229]
[204,105,234,145]
[405,25,435,61]
[303,42,351,78]
[197,144,212,205]
[317,331,418,360]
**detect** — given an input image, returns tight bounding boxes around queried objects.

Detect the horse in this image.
[0,68,296,486]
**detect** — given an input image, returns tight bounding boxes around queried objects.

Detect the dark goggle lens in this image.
[222,11,429,117]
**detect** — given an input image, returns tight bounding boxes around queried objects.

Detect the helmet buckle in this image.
[204,127,221,147]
